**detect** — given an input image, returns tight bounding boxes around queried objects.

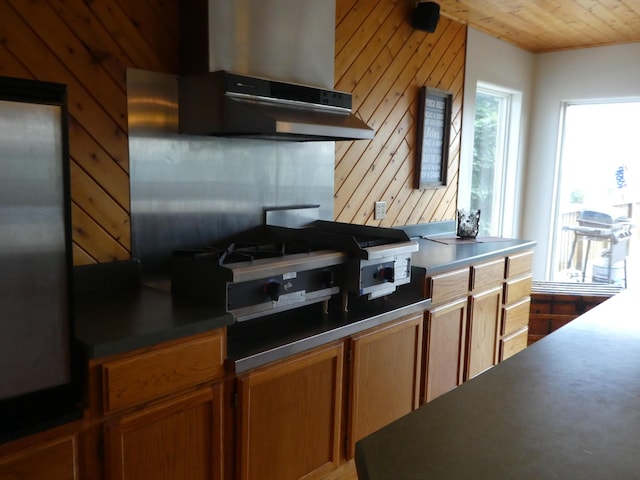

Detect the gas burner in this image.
[174,241,313,265]
[171,237,347,322]
[220,241,312,264]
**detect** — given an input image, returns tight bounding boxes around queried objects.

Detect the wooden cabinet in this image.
[234,312,425,478]
[0,426,79,480]
[467,285,502,379]
[501,250,534,361]
[423,249,534,402]
[423,298,468,403]
[100,333,225,414]
[347,313,422,458]
[86,328,227,480]
[236,343,344,480]
[423,267,471,403]
[466,258,503,380]
[104,386,223,480]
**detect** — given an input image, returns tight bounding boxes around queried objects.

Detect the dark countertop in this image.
[398,220,536,275]
[355,288,639,480]
[411,236,536,275]
[73,260,234,358]
[74,285,234,358]
[73,260,429,363]
[73,230,535,362]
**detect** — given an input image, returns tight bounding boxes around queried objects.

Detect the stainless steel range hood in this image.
[178,0,375,142]
[178,71,374,141]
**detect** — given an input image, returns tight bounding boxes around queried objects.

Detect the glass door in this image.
[550,101,640,287]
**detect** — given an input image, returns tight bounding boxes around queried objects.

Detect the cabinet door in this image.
[104,386,223,480]
[0,434,77,480]
[236,343,343,480]
[467,286,502,380]
[348,313,423,458]
[424,298,468,403]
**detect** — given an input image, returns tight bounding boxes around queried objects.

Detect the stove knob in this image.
[320,270,335,288]
[264,281,281,301]
[382,266,395,282]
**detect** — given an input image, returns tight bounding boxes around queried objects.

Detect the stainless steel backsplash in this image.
[127,69,335,275]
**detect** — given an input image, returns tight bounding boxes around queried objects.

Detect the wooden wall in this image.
[0,0,178,266]
[334,0,466,227]
[0,0,465,265]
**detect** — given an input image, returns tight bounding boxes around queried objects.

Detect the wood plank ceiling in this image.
[436,0,640,53]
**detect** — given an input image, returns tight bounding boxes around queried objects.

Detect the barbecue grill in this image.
[564,210,633,287]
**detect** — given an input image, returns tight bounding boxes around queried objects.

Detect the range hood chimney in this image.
[179,0,375,142]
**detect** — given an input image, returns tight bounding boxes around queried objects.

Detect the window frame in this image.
[461,82,523,238]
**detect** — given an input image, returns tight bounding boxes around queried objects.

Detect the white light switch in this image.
[374,201,386,220]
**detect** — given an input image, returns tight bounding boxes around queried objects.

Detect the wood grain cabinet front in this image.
[101,330,225,414]
[427,268,470,307]
[347,313,423,458]
[236,343,344,480]
[466,259,504,380]
[467,285,502,380]
[501,250,534,361]
[422,249,534,402]
[84,328,228,480]
[423,297,468,403]
[0,430,78,480]
[104,386,223,480]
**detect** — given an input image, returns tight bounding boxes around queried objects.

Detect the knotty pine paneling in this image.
[437,0,640,53]
[0,0,178,266]
[335,0,466,227]
[0,0,466,265]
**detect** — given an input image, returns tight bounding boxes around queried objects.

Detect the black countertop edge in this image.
[78,313,233,359]
[227,289,431,375]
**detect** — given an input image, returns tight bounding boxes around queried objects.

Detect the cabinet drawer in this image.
[505,250,533,279]
[504,275,532,305]
[500,328,528,361]
[502,296,531,336]
[102,330,225,413]
[470,258,505,292]
[428,268,470,306]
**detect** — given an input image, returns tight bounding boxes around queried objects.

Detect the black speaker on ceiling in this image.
[412,1,440,33]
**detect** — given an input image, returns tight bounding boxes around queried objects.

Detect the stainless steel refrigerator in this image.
[0,76,79,442]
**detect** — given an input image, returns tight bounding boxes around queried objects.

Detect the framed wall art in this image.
[415,86,452,189]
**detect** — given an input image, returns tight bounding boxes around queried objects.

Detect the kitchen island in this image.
[355,286,638,480]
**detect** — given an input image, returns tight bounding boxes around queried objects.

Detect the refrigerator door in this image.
[0,76,78,442]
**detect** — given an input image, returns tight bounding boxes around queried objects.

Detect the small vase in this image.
[456,209,481,239]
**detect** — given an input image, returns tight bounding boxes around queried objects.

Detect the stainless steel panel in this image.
[127,69,335,275]
[265,205,320,228]
[0,99,70,400]
[206,0,336,88]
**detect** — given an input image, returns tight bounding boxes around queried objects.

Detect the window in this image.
[466,84,522,237]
